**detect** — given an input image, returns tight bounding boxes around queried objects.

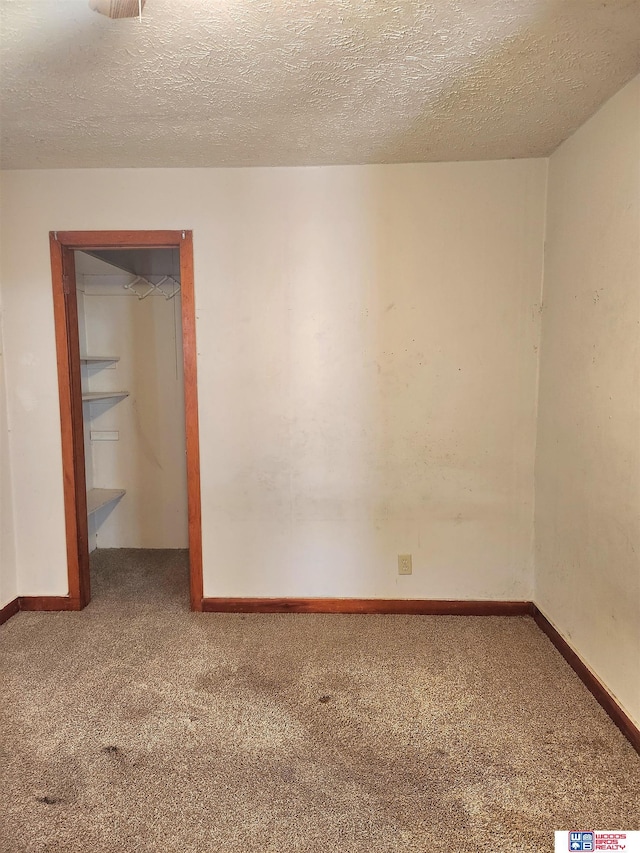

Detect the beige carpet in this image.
[1,549,638,853]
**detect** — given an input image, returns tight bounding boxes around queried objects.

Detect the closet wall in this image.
[76,252,188,551]
[75,280,95,549]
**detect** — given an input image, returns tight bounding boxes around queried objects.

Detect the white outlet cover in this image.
[398,554,412,575]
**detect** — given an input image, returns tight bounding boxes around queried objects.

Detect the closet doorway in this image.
[49,231,203,611]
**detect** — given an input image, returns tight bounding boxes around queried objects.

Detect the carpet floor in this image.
[1,549,638,852]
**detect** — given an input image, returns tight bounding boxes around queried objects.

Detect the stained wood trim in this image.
[49,230,202,612]
[532,605,640,755]
[18,597,82,612]
[64,248,90,603]
[50,237,88,605]
[201,597,532,615]
[0,598,20,625]
[180,232,203,611]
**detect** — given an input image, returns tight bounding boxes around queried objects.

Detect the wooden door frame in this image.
[49,230,203,611]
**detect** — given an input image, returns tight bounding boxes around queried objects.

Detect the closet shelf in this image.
[81,356,120,364]
[87,488,126,516]
[82,391,129,402]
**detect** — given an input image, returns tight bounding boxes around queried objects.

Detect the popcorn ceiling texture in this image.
[1,0,640,169]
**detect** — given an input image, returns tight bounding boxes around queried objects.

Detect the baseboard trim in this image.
[0,595,82,624]
[532,605,640,754]
[0,597,20,626]
[18,596,82,612]
[201,597,532,615]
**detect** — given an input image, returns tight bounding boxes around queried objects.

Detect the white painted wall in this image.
[535,75,640,727]
[76,252,188,550]
[0,161,546,600]
[0,303,17,608]
[0,176,17,609]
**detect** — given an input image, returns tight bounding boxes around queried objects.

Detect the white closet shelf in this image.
[81,356,120,364]
[82,391,129,402]
[87,488,126,515]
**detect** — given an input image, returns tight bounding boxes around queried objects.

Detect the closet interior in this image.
[74,249,188,566]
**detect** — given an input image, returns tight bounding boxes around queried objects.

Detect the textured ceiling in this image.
[1,0,639,169]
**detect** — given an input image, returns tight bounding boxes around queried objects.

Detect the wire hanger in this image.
[122,274,181,301]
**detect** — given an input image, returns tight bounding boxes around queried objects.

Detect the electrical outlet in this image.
[398,554,412,575]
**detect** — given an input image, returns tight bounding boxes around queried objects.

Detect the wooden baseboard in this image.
[0,595,82,625]
[0,597,20,626]
[18,596,82,612]
[201,597,532,615]
[532,604,640,754]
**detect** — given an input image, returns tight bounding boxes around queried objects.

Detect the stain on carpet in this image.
[0,548,638,853]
